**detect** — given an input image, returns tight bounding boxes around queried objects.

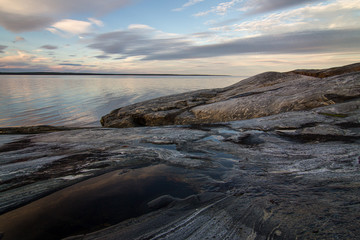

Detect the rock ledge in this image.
[101,62,360,128]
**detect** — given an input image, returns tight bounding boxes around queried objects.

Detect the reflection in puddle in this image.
[0,135,27,148]
[0,164,196,240]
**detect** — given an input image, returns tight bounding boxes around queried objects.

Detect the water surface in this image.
[0,75,241,127]
[0,164,197,240]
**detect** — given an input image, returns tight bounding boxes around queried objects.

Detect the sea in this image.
[0,75,243,127]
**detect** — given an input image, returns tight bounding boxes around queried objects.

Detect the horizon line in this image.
[0,71,231,77]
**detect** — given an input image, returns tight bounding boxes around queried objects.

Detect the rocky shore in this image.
[0,63,359,240]
[100,63,360,128]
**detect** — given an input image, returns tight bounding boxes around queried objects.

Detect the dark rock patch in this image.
[0,125,82,134]
[0,138,32,153]
[277,132,359,144]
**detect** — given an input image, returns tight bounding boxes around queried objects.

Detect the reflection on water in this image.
[0,164,197,240]
[0,75,241,127]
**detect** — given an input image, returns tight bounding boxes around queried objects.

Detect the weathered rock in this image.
[100,89,221,127]
[1,98,359,239]
[290,62,360,78]
[101,63,360,128]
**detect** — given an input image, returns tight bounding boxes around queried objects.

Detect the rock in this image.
[101,62,360,128]
[100,89,221,127]
[0,125,82,134]
[1,63,360,240]
[1,98,360,239]
[290,62,360,78]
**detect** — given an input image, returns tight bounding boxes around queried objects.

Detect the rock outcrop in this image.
[101,62,360,128]
[290,62,360,78]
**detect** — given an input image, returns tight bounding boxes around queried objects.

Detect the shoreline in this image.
[0,125,98,135]
[0,72,230,77]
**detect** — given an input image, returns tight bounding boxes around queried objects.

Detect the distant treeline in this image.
[0,72,229,77]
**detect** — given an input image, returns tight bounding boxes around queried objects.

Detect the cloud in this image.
[0,11,52,32]
[60,63,83,66]
[95,55,111,59]
[194,0,241,16]
[88,18,104,27]
[88,25,192,59]
[194,0,325,17]
[87,22,360,63]
[243,0,323,15]
[173,0,206,11]
[128,24,155,30]
[212,1,360,35]
[13,36,26,43]
[0,50,51,70]
[0,45,7,53]
[191,31,216,39]
[40,45,58,50]
[87,22,360,62]
[143,29,360,60]
[47,19,93,36]
[0,0,131,32]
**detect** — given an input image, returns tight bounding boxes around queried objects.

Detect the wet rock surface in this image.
[0,125,84,134]
[0,63,359,240]
[0,99,359,239]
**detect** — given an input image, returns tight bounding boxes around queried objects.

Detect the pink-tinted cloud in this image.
[0,0,131,32]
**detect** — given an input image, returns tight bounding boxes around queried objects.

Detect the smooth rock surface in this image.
[101,63,360,128]
[1,99,360,239]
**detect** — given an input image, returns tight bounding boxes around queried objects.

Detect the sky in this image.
[0,0,359,75]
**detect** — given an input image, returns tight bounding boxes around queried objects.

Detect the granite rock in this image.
[1,99,360,239]
[101,62,360,128]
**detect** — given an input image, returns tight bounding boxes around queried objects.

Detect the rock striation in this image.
[0,62,359,240]
[1,99,360,239]
[100,62,360,128]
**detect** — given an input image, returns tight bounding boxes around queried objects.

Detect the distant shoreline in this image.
[0,72,230,77]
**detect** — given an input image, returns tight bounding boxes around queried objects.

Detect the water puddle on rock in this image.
[0,164,197,240]
[0,135,28,148]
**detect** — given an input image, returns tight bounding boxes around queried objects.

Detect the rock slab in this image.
[101,62,360,128]
[1,99,360,239]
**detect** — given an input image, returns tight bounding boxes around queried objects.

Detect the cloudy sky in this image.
[0,0,359,75]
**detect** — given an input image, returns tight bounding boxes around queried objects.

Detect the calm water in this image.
[0,75,242,127]
[0,164,197,240]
